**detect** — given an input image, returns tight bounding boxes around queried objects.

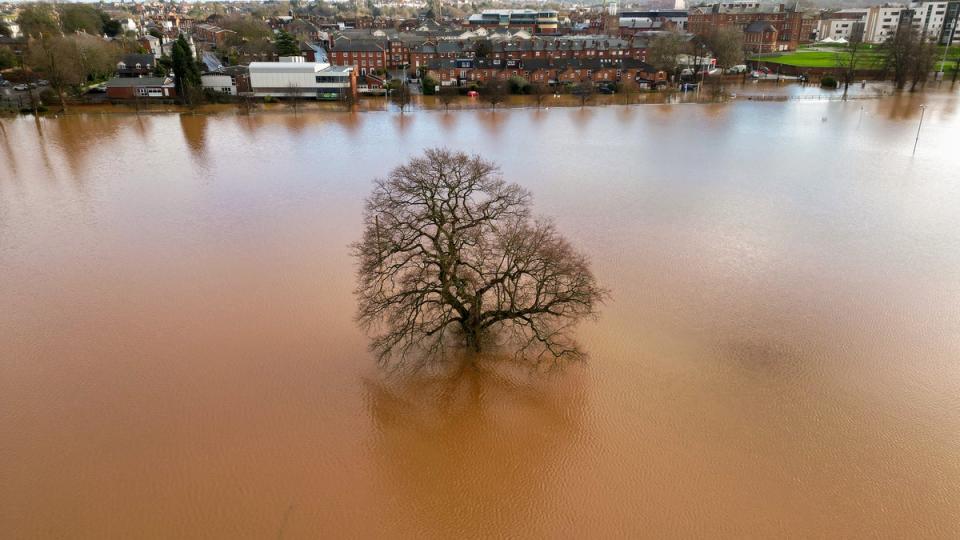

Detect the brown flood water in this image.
[2,92,959,538]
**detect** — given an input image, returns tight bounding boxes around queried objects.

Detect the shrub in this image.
[263,95,275,103]
[421,75,438,95]
[508,75,529,94]
[820,76,838,88]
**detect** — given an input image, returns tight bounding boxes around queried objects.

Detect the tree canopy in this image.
[172,36,201,105]
[353,149,606,370]
[274,29,300,57]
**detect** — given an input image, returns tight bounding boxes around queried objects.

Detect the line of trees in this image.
[15,4,134,39]
[885,29,939,91]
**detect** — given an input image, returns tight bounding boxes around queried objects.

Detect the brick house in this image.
[426,57,665,87]
[688,2,814,51]
[327,39,388,76]
[116,54,156,78]
[743,21,779,53]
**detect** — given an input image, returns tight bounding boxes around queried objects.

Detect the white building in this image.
[863,2,958,43]
[201,74,236,96]
[864,5,906,43]
[908,1,951,40]
[248,56,355,100]
[817,10,868,42]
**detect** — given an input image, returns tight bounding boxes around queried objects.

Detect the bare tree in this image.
[908,36,937,92]
[886,29,938,91]
[529,81,550,108]
[27,36,83,113]
[353,148,606,370]
[647,31,687,82]
[287,82,302,113]
[483,78,507,110]
[837,32,864,100]
[390,81,411,113]
[571,80,594,107]
[437,86,457,111]
[618,77,640,104]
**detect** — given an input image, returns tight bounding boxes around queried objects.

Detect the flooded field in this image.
[1,91,959,538]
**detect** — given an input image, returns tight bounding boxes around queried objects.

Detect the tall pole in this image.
[912,104,926,155]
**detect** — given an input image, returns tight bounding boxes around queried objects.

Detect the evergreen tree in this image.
[172,36,201,104]
[275,30,299,57]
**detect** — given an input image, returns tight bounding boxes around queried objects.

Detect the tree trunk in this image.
[462,321,481,352]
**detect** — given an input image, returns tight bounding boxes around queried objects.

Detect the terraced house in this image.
[425,57,666,87]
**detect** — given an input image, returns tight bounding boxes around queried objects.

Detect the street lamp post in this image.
[912,104,927,155]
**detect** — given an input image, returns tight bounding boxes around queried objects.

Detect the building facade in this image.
[247,56,357,99]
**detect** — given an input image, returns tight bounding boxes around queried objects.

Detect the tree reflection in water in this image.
[363,357,587,537]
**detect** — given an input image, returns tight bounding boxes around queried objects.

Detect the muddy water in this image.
[1,92,959,538]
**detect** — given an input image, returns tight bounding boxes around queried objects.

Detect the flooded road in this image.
[2,93,959,538]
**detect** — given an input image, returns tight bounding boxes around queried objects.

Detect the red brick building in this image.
[688,2,815,51]
[426,57,666,87]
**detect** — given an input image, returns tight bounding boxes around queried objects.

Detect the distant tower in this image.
[604,0,620,35]
[674,0,687,9]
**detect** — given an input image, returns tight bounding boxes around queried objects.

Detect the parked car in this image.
[13,84,30,91]
[0,80,10,87]
[597,83,616,94]
[36,80,49,87]
[726,65,749,74]
[86,83,107,94]
[679,82,699,91]
[466,90,479,97]
[707,68,723,76]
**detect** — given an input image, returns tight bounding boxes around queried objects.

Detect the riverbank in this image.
[3,79,954,118]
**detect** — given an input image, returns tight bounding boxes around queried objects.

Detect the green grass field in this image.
[751,44,959,71]
[751,49,886,69]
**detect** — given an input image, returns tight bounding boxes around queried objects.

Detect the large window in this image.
[316,75,345,83]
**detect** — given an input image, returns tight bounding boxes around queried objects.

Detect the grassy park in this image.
[751,44,959,73]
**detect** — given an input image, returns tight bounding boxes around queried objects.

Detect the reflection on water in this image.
[1,92,959,538]
[364,361,585,538]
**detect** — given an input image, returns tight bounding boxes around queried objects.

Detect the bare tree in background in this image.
[571,79,594,106]
[618,77,640,104]
[437,86,457,111]
[647,31,687,83]
[287,82,302,113]
[908,36,937,92]
[353,148,606,370]
[529,81,550,108]
[390,82,411,113]
[483,78,507,110]
[837,32,864,100]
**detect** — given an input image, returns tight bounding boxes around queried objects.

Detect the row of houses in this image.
[425,57,667,88]
[326,33,662,75]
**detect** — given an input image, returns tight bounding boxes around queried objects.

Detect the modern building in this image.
[247,56,357,100]
[862,2,960,43]
[466,10,560,33]
[816,10,868,42]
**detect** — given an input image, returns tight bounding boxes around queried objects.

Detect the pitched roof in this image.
[119,54,155,67]
[745,21,778,33]
[106,76,172,87]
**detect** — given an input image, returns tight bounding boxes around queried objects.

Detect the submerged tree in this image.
[353,148,605,369]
